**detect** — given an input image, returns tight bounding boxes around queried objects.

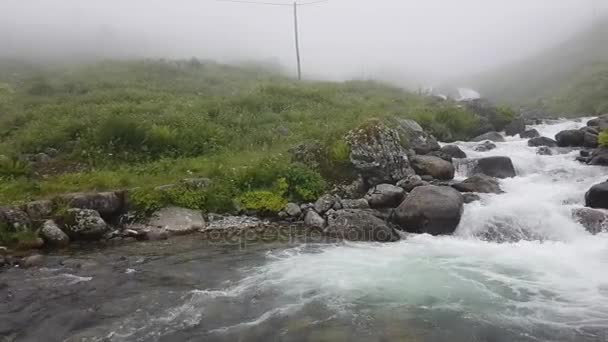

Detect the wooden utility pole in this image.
[293,2,302,80]
[217,0,327,80]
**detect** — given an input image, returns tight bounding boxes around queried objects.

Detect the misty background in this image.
[1,0,607,86]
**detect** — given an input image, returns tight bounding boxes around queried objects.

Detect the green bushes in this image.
[599,130,608,148]
[0,224,38,248]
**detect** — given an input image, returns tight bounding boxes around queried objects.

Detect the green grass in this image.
[0,58,490,212]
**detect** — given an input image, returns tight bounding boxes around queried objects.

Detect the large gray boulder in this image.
[394,119,440,155]
[23,200,53,221]
[520,129,540,139]
[147,207,205,236]
[396,175,428,192]
[40,220,70,247]
[59,192,124,217]
[285,203,302,218]
[555,130,585,147]
[504,117,526,136]
[304,210,326,229]
[411,155,455,180]
[572,208,608,234]
[587,114,608,131]
[452,174,503,194]
[365,184,406,209]
[585,182,608,209]
[440,145,467,159]
[472,131,505,142]
[325,209,400,242]
[346,120,415,186]
[341,199,370,210]
[64,209,109,240]
[472,156,516,179]
[528,136,557,147]
[393,185,464,235]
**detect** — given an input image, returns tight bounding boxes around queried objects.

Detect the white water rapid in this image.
[214,118,608,341]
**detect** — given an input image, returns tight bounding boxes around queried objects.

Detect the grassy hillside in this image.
[467,18,608,115]
[0,59,493,212]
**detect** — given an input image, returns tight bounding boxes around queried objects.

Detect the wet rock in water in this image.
[588,148,608,166]
[463,193,481,203]
[504,117,526,136]
[314,194,339,215]
[394,118,440,155]
[0,255,5,267]
[0,207,32,232]
[580,127,599,148]
[341,198,370,210]
[346,120,415,186]
[452,174,502,194]
[572,207,608,234]
[427,150,453,162]
[285,203,302,218]
[324,209,400,242]
[555,129,585,147]
[411,155,455,180]
[393,185,464,235]
[585,182,608,209]
[473,156,516,179]
[41,220,70,247]
[440,145,467,159]
[59,192,124,217]
[520,129,540,139]
[474,141,497,152]
[20,254,44,268]
[536,146,553,156]
[365,184,406,209]
[528,136,557,147]
[147,207,205,236]
[472,131,505,142]
[304,210,326,229]
[23,200,53,221]
[64,209,109,240]
[396,175,427,192]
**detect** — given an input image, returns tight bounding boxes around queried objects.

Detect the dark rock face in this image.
[393,185,464,235]
[314,194,340,214]
[324,209,400,242]
[555,130,585,147]
[580,127,599,148]
[463,193,481,203]
[572,208,608,234]
[504,117,526,136]
[365,184,406,209]
[472,131,505,142]
[588,148,608,166]
[23,200,53,221]
[394,119,441,155]
[411,155,455,180]
[441,145,467,159]
[64,209,109,240]
[427,150,453,162]
[346,121,415,186]
[341,199,370,210]
[452,174,502,194]
[528,137,557,147]
[474,141,497,152]
[585,182,608,209]
[520,129,540,139]
[472,156,516,179]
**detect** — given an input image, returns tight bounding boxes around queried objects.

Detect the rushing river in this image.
[2,119,608,342]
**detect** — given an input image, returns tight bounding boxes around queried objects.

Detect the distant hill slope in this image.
[466,17,608,115]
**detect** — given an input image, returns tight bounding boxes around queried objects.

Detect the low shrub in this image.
[599,130,608,148]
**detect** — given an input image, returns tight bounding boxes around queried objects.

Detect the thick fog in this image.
[1,0,606,85]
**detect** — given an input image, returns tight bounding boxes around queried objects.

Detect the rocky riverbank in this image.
[1,114,607,269]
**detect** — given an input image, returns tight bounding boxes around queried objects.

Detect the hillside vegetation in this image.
[0,59,502,213]
[467,18,608,115]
